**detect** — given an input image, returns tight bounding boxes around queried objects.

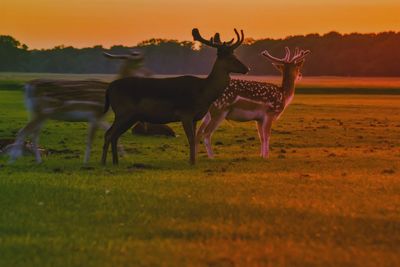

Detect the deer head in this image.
[192,28,249,74]
[261,47,310,82]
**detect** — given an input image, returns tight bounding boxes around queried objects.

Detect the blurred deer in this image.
[7,79,110,163]
[196,47,310,159]
[103,50,152,78]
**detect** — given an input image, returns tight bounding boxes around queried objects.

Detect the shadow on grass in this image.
[0,149,245,174]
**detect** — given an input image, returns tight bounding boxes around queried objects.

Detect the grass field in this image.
[2,72,400,93]
[0,74,399,267]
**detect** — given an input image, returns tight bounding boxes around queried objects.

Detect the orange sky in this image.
[2,0,400,49]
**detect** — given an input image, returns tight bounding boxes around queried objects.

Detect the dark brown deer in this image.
[101,28,248,165]
[196,47,310,159]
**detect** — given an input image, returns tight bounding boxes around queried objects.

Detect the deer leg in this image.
[193,120,197,162]
[101,120,124,165]
[261,115,274,159]
[108,115,137,165]
[196,112,211,154]
[84,121,98,164]
[101,123,113,165]
[8,116,46,162]
[256,120,264,157]
[111,138,119,165]
[99,120,126,157]
[31,122,44,163]
[182,118,197,165]
[202,111,227,159]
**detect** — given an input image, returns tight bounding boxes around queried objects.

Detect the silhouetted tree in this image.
[0,35,29,71]
[1,32,400,76]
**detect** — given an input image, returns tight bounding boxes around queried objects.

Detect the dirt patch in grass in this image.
[127,163,157,170]
[47,148,79,154]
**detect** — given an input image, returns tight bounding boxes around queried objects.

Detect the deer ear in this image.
[272,63,283,73]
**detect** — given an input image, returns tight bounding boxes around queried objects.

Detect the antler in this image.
[230,29,244,50]
[192,28,244,50]
[290,49,311,63]
[192,28,219,48]
[103,50,143,60]
[283,47,291,61]
[262,47,310,64]
[261,47,290,64]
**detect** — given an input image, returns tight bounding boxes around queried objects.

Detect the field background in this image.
[0,74,399,267]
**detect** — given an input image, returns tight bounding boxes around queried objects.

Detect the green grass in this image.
[2,72,400,94]
[0,74,399,266]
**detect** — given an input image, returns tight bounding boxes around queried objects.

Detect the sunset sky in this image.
[2,0,400,49]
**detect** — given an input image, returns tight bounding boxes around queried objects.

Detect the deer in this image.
[6,79,111,164]
[101,28,248,165]
[196,47,310,159]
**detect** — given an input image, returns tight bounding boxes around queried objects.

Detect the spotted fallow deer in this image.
[196,47,310,159]
[101,28,249,165]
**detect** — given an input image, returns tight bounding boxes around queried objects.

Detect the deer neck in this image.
[202,60,231,103]
[281,72,297,105]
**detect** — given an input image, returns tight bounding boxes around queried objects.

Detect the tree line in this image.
[1,31,400,76]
